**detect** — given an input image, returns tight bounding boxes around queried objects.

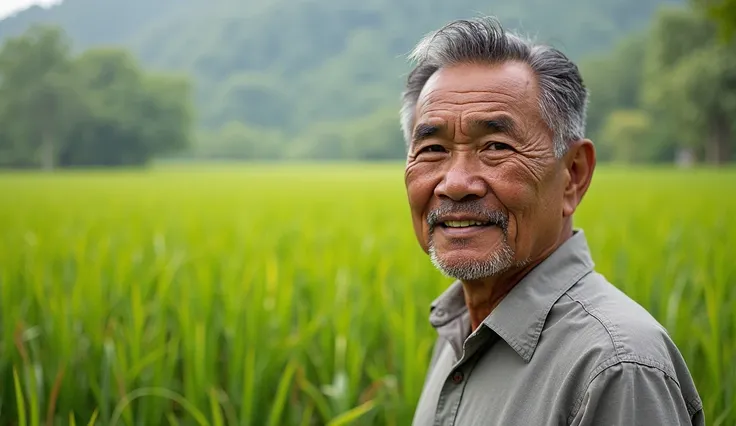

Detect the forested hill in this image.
[1,0,681,128]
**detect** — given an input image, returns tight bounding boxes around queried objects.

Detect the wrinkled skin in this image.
[404,61,596,330]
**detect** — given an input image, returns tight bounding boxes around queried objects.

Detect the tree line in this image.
[195,2,735,165]
[584,2,736,164]
[0,2,733,168]
[0,0,678,134]
[0,26,193,170]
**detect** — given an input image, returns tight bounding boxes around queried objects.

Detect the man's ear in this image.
[562,139,596,217]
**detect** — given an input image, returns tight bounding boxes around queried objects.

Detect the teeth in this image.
[444,220,487,227]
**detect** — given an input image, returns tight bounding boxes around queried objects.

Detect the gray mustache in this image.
[427,200,509,231]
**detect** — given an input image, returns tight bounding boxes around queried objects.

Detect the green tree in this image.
[136,73,195,159]
[60,48,194,167]
[693,0,736,40]
[0,24,194,169]
[0,25,83,170]
[643,6,736,164]
[580,31,649,161]
[597,109,676,163]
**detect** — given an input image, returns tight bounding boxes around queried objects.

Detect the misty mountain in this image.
[0,0,682,133]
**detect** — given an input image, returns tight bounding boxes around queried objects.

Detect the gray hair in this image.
[400,17,589,157]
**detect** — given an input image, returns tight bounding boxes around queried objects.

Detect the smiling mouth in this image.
[427,202,509,235]
[441,220,491,228]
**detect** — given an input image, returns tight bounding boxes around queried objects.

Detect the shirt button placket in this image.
[435,369,467,426]
[435,331,489,426]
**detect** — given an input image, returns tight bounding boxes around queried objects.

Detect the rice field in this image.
[0,163,734,426]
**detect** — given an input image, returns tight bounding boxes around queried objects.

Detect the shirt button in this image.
[451,371,464,384]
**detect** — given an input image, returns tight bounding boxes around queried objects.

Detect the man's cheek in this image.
[412,219,430,253]
[494,178,537,214]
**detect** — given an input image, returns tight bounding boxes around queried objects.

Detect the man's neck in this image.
[462,227,574,331]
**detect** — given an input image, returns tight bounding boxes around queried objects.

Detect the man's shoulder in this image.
[548,271,703,419]
[561,271,678,368]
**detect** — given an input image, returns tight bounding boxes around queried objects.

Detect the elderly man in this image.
[402,17,703,425]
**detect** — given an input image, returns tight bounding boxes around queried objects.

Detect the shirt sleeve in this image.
[569,361,704,426]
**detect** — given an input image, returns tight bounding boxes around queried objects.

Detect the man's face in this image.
[404,61,573,281]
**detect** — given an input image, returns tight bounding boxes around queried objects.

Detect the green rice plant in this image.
[0,164,733,425]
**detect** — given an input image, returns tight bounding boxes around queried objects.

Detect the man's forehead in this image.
[417,61,537,106]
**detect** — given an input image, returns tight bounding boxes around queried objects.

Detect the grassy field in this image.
[0,163,734,426]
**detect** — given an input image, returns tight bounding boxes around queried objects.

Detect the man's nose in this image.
[434,157,487,201]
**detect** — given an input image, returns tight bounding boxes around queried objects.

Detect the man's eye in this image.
[486,142,512,151]
[418,144,446,154]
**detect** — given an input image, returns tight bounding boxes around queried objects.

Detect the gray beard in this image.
[428,235,523,281]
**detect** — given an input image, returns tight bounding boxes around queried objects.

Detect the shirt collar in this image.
[428,230,595,362]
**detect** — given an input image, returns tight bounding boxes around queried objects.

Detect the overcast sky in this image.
[0,0,61,19]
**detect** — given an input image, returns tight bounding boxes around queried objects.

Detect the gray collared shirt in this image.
[412,230,704,426]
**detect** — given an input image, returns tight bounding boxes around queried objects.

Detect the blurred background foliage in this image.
[0,0,733,167]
